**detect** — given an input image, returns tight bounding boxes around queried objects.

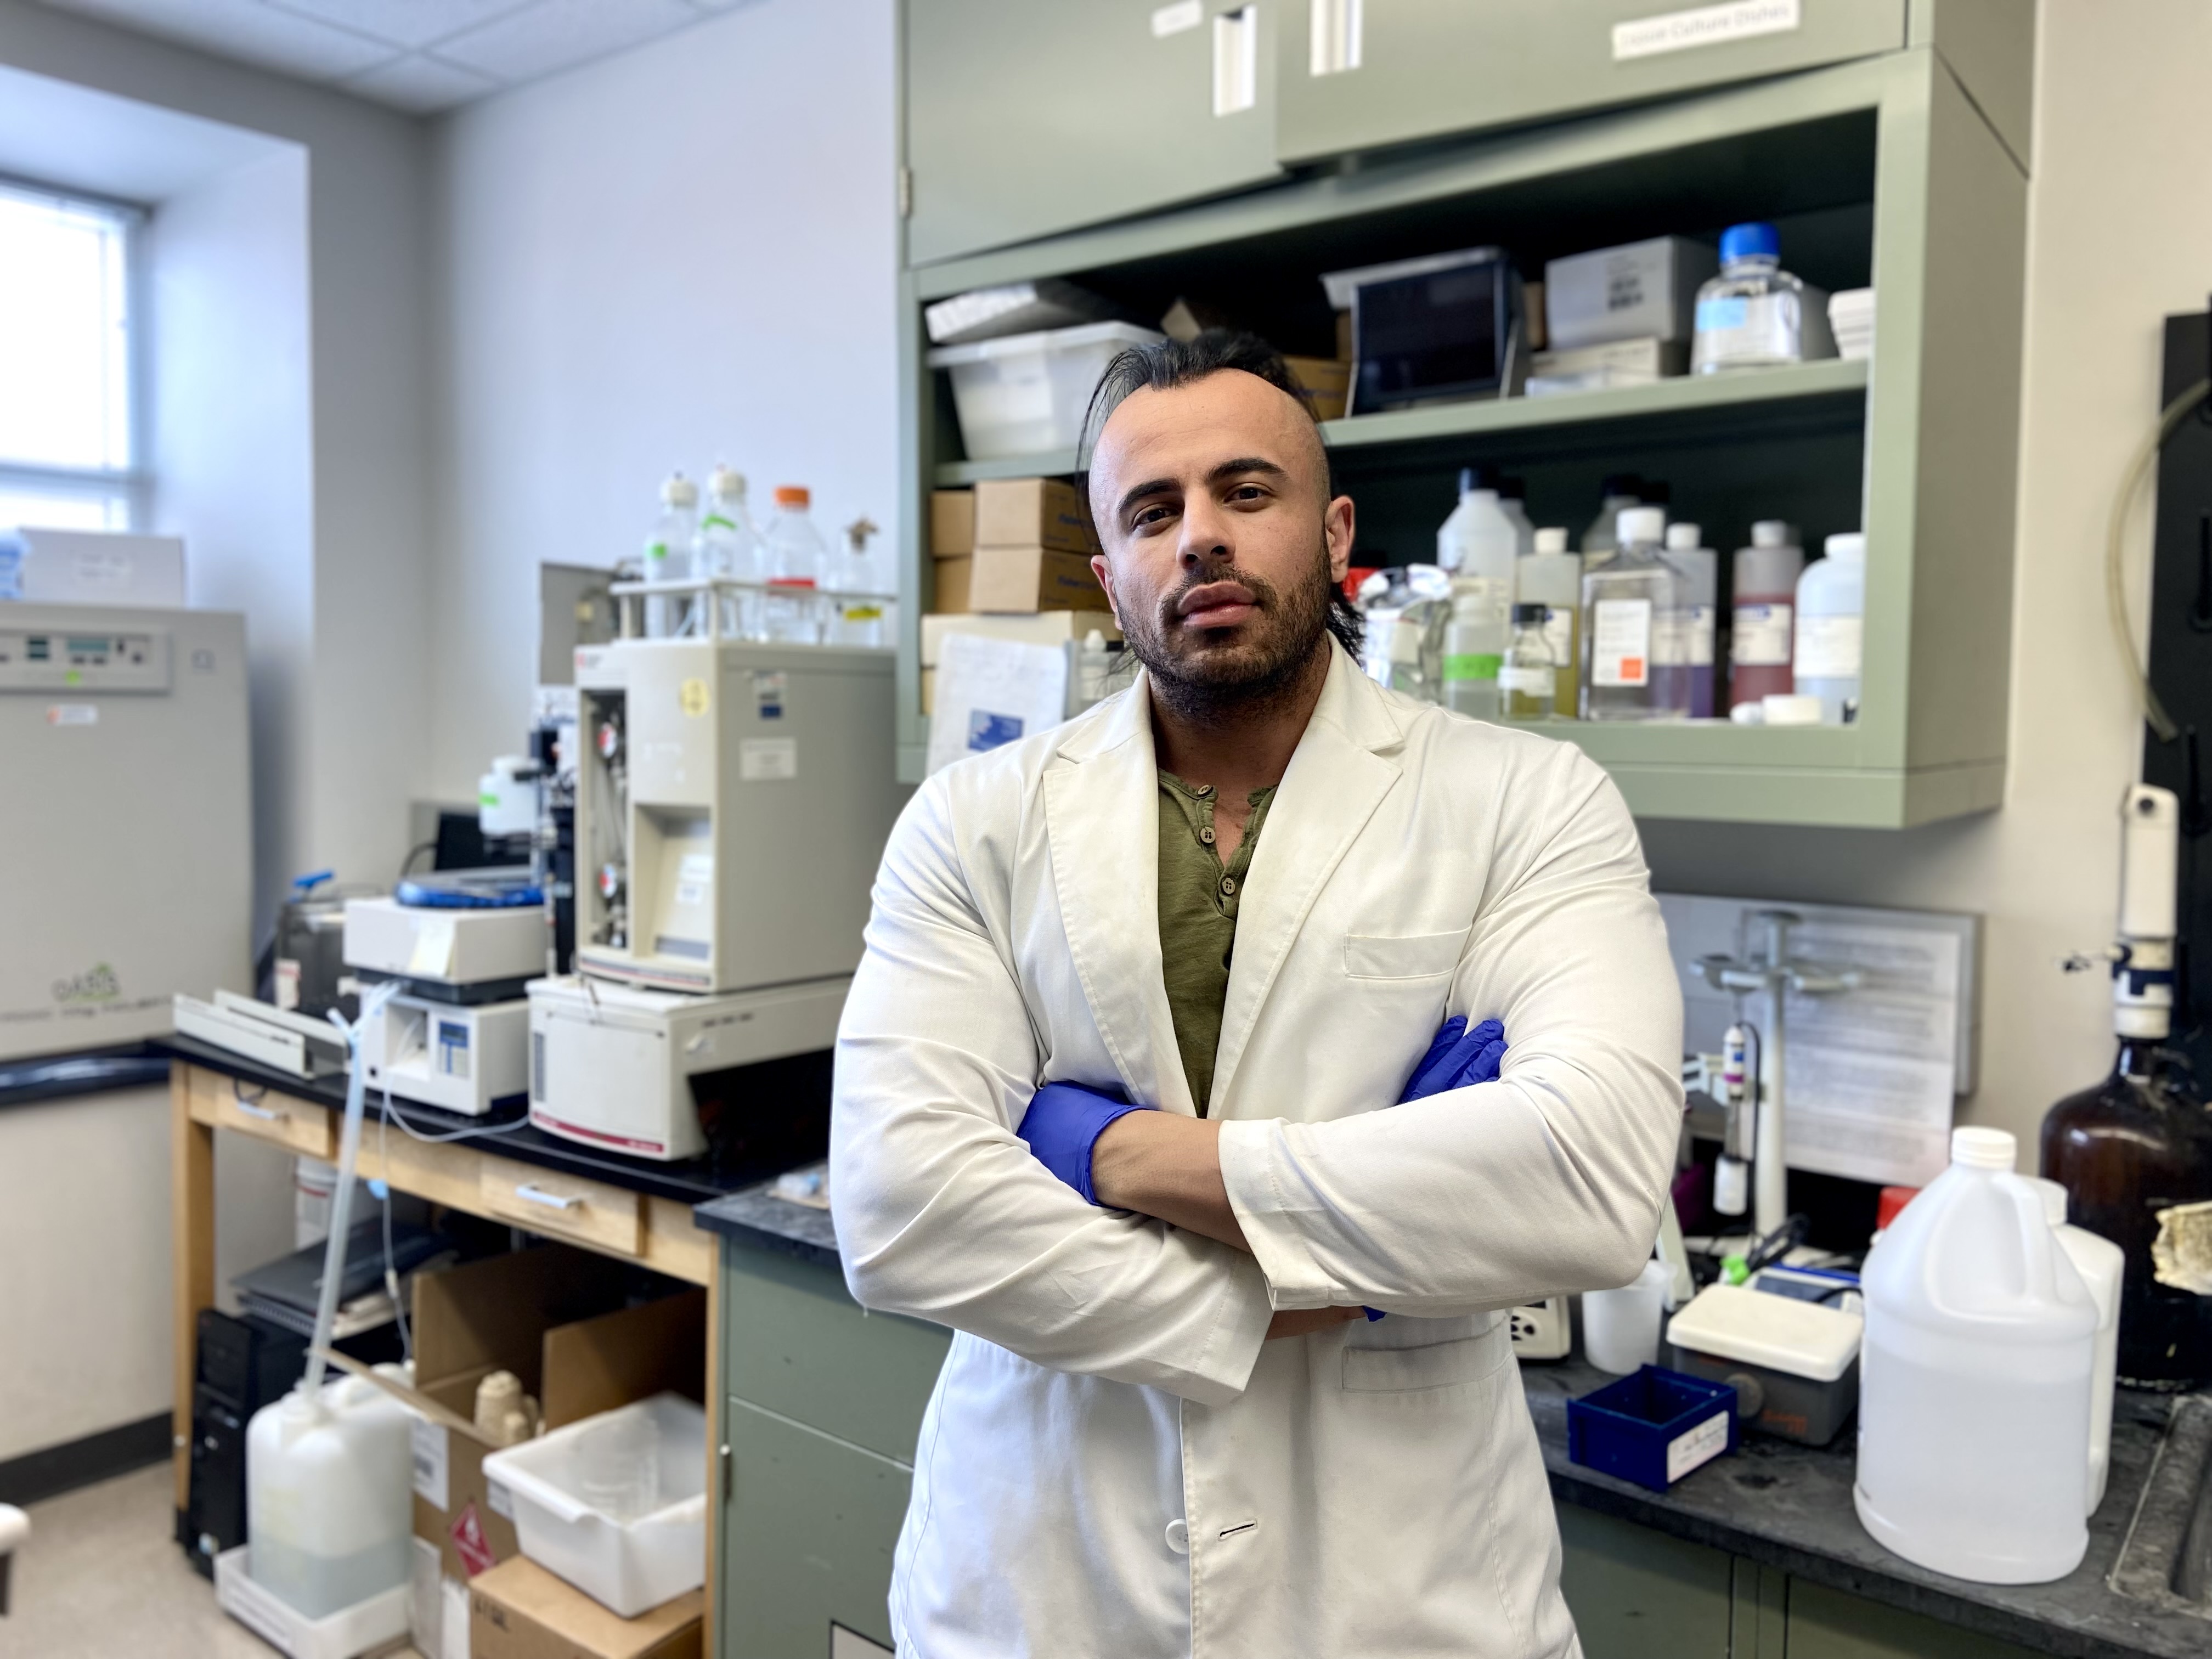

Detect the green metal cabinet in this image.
[904,0,1283,267]
[716,1242,951,1658]
[1273,0,1906,165]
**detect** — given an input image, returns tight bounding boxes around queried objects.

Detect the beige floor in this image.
[0,1463,421,1659]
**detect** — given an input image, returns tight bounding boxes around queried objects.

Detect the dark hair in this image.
[1076,329,1362,658]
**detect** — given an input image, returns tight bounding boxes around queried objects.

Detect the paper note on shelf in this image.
[1659,894,1977,1188]
[925,632,1070,777]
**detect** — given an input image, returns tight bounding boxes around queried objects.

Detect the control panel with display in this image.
[0,628,172,692]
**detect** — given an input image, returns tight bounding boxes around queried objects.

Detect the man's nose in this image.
[1176,494,1235,569]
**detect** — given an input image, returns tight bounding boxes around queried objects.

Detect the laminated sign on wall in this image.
[924,633,1070,776]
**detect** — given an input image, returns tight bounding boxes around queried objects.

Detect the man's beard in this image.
[1122,537,1335,724]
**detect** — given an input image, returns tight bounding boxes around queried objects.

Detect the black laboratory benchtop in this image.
[158,1034,765,1207]
[697,1186,2211,1659]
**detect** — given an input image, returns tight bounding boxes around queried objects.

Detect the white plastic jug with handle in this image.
[1854,1127,2098,1583]
[2033,1177,2124,1513]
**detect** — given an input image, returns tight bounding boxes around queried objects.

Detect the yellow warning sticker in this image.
[679,677,709,717]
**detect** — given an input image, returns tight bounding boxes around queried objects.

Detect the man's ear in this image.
[1090,553,1122,628]
[1324,494,1356,583]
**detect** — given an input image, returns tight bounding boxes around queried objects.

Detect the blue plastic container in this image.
[1567,1364,1739,1493]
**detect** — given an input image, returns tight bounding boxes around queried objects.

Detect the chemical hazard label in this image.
[451,1500,498,1577]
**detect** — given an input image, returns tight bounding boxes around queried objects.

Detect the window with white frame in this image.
[0,178,140,532]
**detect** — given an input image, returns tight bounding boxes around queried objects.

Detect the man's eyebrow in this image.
[1114,457,1290,522]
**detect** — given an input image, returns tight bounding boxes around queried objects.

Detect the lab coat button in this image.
[1165,1519,1189,1555]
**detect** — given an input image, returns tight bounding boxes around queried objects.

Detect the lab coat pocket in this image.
[1340,1324,1509,1394]
[1342,929,1469,980]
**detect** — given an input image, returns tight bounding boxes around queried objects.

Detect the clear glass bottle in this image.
[1501,603,1556,720]
[642,472,697,639]
[827,516,893,648]
[1356,566,1452,702]
[2042,1040,2212,1389]
[1515,527,1582,720]
[1581,506,1685,721]
[696,465,764,640]
[762,485,826,644]
[1692,222,1813,374]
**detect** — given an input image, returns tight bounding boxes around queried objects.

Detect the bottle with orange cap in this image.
[763,484,827,644]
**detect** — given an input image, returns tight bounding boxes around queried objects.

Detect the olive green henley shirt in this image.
[1157,770,1276,1118]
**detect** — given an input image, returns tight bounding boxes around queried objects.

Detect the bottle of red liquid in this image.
[1728,520,1803,714]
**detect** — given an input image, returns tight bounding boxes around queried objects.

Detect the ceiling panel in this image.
[339,50,501,112]
[274,0,527,51]
[430,0,702,84]
[45,0,393,80]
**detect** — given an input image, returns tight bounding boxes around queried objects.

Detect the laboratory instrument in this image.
[1855,1126,2097,1585]
[1729,521,1804,713]
[1690,911,1861,1238]
[641,473,698,640]
[573,636,898,995]
[0,527,185,606]
[1663,1283,1861,1446]
[172,990,348,1081]
[761,486,827,644]
[1543,236,1715,353]
[1713,1023,1756,1217]
[1,601,250,1064]
[527,973,850,1160]
[1515,528,1582,717]
[1500,604,1556,719]
[342,897,546,999]
[1324,247,1525,414]
[263,873,357,1018]
[1581,506,1684,721]
[2033,1178,2124,1510]
[1691,222,1835,374]
[1508,1299,1571,1361]
[2044,784,2212,1387]
[1795,533,1866,723]
[1661,522,1718,718]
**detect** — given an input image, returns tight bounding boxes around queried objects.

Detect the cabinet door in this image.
[721,1401,913,1658]
[1555,1504,1734,1659]
[905,0,1282,267]
[1786,1579,2049,1659]
[1275,0,1906,164]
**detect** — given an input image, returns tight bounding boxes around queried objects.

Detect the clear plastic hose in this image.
[302,979,398,1395]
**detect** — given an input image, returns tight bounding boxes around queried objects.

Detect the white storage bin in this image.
[482,1393,707,1618]
[214,1545,409,1659]
[929,321,1164,461]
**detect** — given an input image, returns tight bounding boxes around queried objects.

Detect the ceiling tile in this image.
[40,0,396,80]
[341,50,501,111]
[432,0,701,83]
[270,0,532,52]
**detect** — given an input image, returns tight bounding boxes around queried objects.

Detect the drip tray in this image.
[2111,1395,2212,1619]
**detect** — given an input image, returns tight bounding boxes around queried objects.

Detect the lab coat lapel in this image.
[1041,675,1197,1116]
[1211,647,1406,1114]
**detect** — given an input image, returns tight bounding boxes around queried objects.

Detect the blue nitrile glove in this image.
[1018,1081,1152,1205]
[1400,1015,1508,1103]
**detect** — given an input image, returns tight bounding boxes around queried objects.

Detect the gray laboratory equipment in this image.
[0,603,251,1062]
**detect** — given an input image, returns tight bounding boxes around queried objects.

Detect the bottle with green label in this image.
[1437,470,1516,719]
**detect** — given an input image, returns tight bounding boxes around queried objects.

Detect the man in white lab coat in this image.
[831,332,1684,1658]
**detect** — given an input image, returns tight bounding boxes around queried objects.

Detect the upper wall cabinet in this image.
[1275,0,1907,163]
[905,0,1284,268]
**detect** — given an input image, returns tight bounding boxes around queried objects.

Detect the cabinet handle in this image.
[232,1101,284,1122]
[512,1183,583,1213]
[1213,6,1258,116]
[1309,0,1361,77]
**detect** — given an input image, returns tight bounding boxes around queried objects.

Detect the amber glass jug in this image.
[2041,1039,2212,1389]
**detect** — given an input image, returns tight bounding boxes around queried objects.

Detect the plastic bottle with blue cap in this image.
[1692,222,1829,374]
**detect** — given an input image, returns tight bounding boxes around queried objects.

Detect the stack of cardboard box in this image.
[924,477,1119,714]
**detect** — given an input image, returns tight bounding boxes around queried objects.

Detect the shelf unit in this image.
[894,49,2028,828]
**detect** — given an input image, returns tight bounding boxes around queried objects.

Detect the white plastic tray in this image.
[213,1545,409,1659]
[928,320,1163,461]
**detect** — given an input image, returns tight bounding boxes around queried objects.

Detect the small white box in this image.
[0,528,186,606]
[361,992,531,1117]
[1544,237,1718,351]
[481,1394,707,1618]
[342,896,548,989]
[929,320,1164,461]
[213,1545,409,1659]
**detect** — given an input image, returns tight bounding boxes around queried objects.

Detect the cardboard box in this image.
[967,545,1109,614]
[921,611,1119,666]
[328,1246,706,1659]
[973,477,1098,554]
[931,556,972,614]
[929,490,974,558]
[1283,355,1351,422]
[470,1556,702,1659]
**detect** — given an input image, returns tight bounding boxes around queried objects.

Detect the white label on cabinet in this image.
[740,737,798,781]
[1613,0,1800,61]
[1590,599,1653,689]
[1667,1409,1731,1482]
[1152,0,1203,37]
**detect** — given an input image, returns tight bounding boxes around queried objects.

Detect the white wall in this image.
[1643,0,2212,1148]
[0,0,432,926]
[425,0,900,794]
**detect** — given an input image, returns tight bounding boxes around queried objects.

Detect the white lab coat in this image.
[831,642,1683,1659]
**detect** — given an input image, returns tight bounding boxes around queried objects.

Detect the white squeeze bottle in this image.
[2032,1178,2124,1514]
[696,465,765,640]
[1795,532,1866,723]
[643,472,698,639]
[1436,470,1518,718]
[1855,1127,2096,1585]
[763,485,827,645]
[1515,528,1582,719]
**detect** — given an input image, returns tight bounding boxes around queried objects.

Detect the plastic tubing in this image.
[303,979,399,1395]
